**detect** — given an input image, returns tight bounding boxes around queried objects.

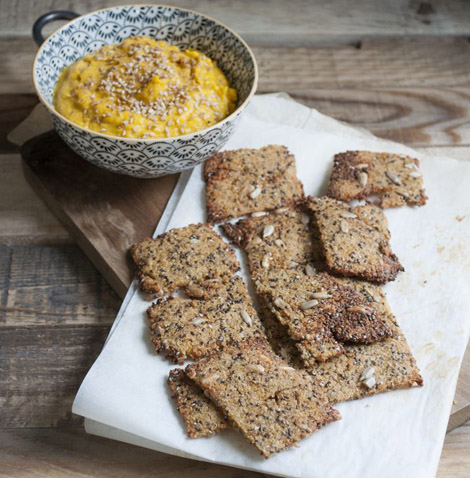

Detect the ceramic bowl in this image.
[32,5,258,178]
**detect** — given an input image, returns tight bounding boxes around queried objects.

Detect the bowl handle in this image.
[32,11,79,46]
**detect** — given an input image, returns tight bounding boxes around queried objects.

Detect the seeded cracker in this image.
[204,145,305,223]
[223,205,324,274]
[223,201,421,401]
[307,197,403,283]
[186,340,341,457]
[308,283,423,403]
[222,207,324,365]
[147,276,266,361]
[255,268,394,365]
[130,223,239,296]
[168,368,229,438]
[327,150,427,208]
[259,301,303,368]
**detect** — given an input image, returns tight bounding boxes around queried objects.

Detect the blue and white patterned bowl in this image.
[32,5,258,178]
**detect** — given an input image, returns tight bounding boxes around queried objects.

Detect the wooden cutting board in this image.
[21,130,470,432]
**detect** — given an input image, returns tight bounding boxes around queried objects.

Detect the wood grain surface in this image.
[0,244,119,327]
[2,0,470,44]
[0,424,468,477]
[4,37,470,94]
[1,1,469,475]
[21,131,178,298]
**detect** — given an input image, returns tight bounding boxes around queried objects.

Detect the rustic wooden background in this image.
[1,0,470,476]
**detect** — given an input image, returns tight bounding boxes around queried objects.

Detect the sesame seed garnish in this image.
[60,37,235,139]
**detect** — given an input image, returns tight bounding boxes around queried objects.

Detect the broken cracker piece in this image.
[256,268,394,365]
[258,279,423,403]
[186,340,340,458]
[308,282,423,403]
[168,368,229,438]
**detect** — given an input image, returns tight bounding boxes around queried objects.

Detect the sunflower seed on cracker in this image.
[358,171,368,187]
[305,264,315,276]
[311,292,332,299]
[340,220,350,233]
[327,151,427,208]
[263,225,275,238]
[241,310,253,326]
[363,377,377,388]
[301,299,319,310]
[360,367,375,380]
[249,186,262,199]
[386,171,402,185]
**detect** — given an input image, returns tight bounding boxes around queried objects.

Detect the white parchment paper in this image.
[73,94,470,478]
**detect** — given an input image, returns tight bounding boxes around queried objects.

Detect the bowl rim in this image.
[32,3,258,143]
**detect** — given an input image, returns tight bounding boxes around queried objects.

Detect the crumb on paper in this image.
[421,342,436,355]
[456,215,465,222]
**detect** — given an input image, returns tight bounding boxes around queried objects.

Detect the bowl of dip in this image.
[32,5,258,178]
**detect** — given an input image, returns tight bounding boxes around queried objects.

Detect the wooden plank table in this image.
[1,1,470,475]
